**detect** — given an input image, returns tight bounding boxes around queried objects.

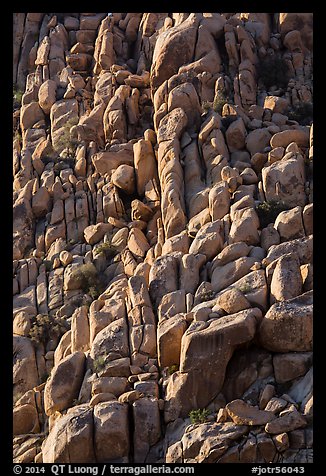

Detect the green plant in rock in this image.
[201,89,230,115]
[93,241,117,259]
[93,355,107,374]
[13,392,23,406]
[55,118,79,158]
[213,89,229,114]
[70,262,104,300]
[189,408,210,424]
[237,283,252,294]
[198,290,216,303]
[256,200,290,228]
[258,55,290,90]
[72,398,83,406]
[168,364,179,375]
[287,102,313,125]
[29,314,69,347]
[13,86,24,107]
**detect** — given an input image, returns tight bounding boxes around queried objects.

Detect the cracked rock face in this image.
[13,12,313,464]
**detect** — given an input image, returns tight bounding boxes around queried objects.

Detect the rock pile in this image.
[13,12,313,464]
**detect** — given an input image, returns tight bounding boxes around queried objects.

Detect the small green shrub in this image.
[287,102,313,125]
[13,86,24,107]
[43,259,52,272]
[93,355,107,374]
[72,398,83,406]
[213,90,229,115]
[55,118,79,157]
[70,263,104,299]
[168,364,179,375]
[202,90,230,115]
[93,242,117,259]
[258,56,290,90]
[189,408,210,424]
[256,200,290,228]
[237,283,252,294]
[198,290,216,302]
[29,314,69,347]
[13,392,23,406]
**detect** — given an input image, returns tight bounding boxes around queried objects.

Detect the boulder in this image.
[133,398,161,462]
[158,314,188,368]
[274,206,305,242]
[225,117,247,152]
[270,253,302,303]
[13,335,39,399]
[262,158,306,208]
[42,405,95,463]
[165,308,260,420]
[273,353,312,384]
[189,220,224,261]
[13,403,40,436]
[111,164,135,195]
[211,257,257,293]
[258,291,313,352]
[246,128,271,155]
[44,351,86,415]
[149,255,179,308]
[93,401,130,462]
[265,408,307,435]
[270,129,310,149]
[226,399,276,425]
[151,14,200,91]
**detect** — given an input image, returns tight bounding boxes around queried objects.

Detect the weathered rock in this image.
[133,397,161,462]
[262,157,306,207]
[112,164,135,195]
[270,129,310,149]
[226,399,276,425]
[149,254,179,308]
[93,401,129,462]
[217,288,251,314]
[265,407,307,434]
[38,79,57,115]
[225,117,247,152]
[158,314,188,368]
[273,353,312,384]
[189,220,224,261]
[258,291,313,352]
[165,308,260,420]
[274,206,305,242]
[270,253,303,303]
[42,405,95,463]
[211,256,257,293]
[44,352,85,416]
[13,335,39,399]
[84,223,112,245]
[13,404,40,436]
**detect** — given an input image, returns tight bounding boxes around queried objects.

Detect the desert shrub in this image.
[256,200,290,228]
[198,289,216,302]
[168,364,179,375]
[213,89,229,114]
[55,118,79,157]
[70,262,104,300]
[287,102,313,125]
[202,90,230,115]
[29,314,69,347]
[189,408,210,424]
[13,86,23,107]
[93,241,117,259]
[258,56,290,90]
[13,392,23,406]
[93,355,107,374]
[236,283,252,294]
